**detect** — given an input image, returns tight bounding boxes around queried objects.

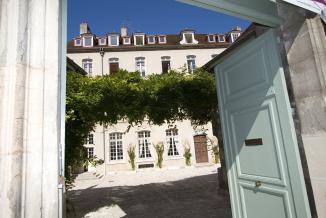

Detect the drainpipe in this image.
[99,48,106,176]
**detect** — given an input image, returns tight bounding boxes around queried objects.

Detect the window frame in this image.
[108,35,119,46]
[82,58,93,76]
[109,58,119,75]
[218,35,226,42]
[166,129,180,158]
[186,55,196,73]
[231,32,240,43]
[123,37,131,45]
[87,147,94,158]
[137,131,152,159]
[158,35,167,44]
[98,37,107,46]
[134,34,145,46]
[161,56,171,73]
[147,35,156,44]
[135,57,146,77]
[74,38,82,46]
[109,132,124,161]
[207,34,216,43]
[83,36,93,47]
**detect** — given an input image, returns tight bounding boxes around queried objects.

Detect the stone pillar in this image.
[0,0,65,217]
[277,3,326,218]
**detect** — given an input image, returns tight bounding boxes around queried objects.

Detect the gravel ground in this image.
[67,164,232,218]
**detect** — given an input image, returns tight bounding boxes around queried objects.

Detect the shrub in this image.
[183,147,192,166]
[155,143,164,168]
[127,146,136,170]
[212,145,220,164]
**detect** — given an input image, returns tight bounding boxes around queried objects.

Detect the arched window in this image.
[166,129,179,156]
[186,55,196,73]
[135,57,146,77]
[82,58,93,76]
[109,132,123,161]
[138,131,152,158]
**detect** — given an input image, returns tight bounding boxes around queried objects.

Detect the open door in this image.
[214,29,311,218]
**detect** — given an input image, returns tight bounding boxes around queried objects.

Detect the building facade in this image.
[67,23,241,174]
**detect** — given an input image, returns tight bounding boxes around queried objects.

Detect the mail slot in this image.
[245,138,263,146]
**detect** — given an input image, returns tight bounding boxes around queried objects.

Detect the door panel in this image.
[215,29,311,218]
[194,135,209,163]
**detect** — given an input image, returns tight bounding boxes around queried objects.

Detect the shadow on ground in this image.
[67,173,231,218]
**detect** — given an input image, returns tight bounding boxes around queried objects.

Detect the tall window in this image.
[135,57,146,77]
[134,35,144,46]
[109,35,119,46]
[161,56,171,73]
[184,33,193,43]
[86,134,94,144]
[186,55,196,73]
[166,129,179,156]
[109,133,123,161]
[138,131,152,158]
[231,33,240,43]
[87,147,94,158]
[109,58,119,75]
[82,59,93,76]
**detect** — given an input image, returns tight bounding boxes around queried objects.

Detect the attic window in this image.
[180,31,198,45]
[231,33,240,42]
[109,35,119,46]
[98,38,106,45]
[123,37,131,45]
[158,35,166,44]
[185,33,193,43]
[147,36,156,44]
[218,35,225,42]
[134,35,144,46]
[208,35,216,42]
[74,38,82,46]
[83,36,93,47]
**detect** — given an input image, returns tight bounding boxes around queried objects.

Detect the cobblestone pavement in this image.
[67,165,232,218]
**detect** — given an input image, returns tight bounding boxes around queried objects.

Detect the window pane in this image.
[135,36,143,45]
[162,61,170,73]
[110,36,118,45]
[84,37,92,46]
[185,34,193,43]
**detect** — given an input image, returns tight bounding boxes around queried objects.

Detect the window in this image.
[208,34,216,42]
[185,33,193,43]
[138,131,152,158]
[161,56,171,73]
[147,36,156,44]
[218,35,225,42]
[74,38,81,46]
[166,129,179,156]
[158,35,166,44]
[186,55,196,73]
[109,35,119,46]
[109,58,119,75]
[180,31,198,44]
[135,57,146,77]
[134,35,144,46]
[123,37,131,45]
[87,134,94,144]
[231,33,240,43]
[82,59,93,76]
[109,133,123,161]
[98,37,106,45]
[83,36,93,47]
[87,147,94,158]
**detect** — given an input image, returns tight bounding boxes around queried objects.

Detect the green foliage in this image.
[183,147,192,166]
[212,145,220,164]
[127,146,136,170]
[65,69,217,185]
[154,143,164,168]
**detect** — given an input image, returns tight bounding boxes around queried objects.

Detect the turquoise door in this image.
[214,29,311,218]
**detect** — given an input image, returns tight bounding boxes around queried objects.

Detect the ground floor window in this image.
[87,147,94,158]
[166,129,179,156]
[109,133,123,160]
[138,131,152,158]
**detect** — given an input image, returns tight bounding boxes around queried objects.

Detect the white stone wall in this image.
[67,48,224,76]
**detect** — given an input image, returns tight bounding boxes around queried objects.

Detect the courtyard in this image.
[67,165,231,218]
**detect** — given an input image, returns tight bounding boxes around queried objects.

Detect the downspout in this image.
[100,48,106,176]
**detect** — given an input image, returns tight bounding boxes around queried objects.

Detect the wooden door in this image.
[194,134,208,163]
[215,29,311,218]
[110,62,119,75]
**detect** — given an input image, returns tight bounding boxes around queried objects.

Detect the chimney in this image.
[121,26,128,37]
[80,22,91,35]
[234,26,241,31]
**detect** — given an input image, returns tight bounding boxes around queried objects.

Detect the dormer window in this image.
[134,34,145,46]
[83,36,93,47]
[230,33,240,43]
[180,31,198,45]
[147,36,156,44]
[158,35,166,44]
[218,35,225,42]
[123,37,131,45]
[74,38,82,46]
[208,34,216,43]
[98,37,107,46]
[108,35,119,46]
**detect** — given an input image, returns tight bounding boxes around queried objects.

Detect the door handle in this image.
[255,181,262,187]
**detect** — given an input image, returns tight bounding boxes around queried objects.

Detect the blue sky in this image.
[68,0,250,40]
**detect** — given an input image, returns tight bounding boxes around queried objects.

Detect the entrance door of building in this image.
[214,29,311,218]
[194,134,209,163]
